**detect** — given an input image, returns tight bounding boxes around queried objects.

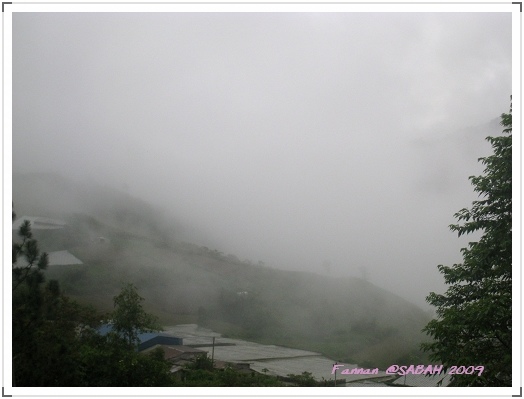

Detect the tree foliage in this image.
[111,283,161,347]
[12,219,48,291]
[421,102,512,386]
[77,335,174,386]
[12,211,172,386]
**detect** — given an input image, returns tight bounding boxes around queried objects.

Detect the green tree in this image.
[11,208,173,386]
[12,219,49,291]
[12,212,99,386]
[188,353,215,371]
[111,283,161,347]
[78,335,174,386]
[12,212,48,386]
[421,102,512,386]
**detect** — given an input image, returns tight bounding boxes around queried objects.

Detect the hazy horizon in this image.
[10,10,512,309]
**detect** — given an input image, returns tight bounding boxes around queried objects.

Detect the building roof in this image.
[13,216,66,230]
[97,324,183,350]
[47,250,83,265]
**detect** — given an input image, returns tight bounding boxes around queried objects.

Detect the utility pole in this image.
[211,336,215,366]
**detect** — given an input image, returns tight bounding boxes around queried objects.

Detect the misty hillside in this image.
[12,172,431,368]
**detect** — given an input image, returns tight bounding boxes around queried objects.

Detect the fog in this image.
[11,10,512,309]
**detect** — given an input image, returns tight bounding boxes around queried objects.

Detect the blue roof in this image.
[97,324,182,347]
[97,324,114,335]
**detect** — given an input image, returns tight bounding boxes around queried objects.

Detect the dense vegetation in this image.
[12,215,173,386]
[11,219,340,387]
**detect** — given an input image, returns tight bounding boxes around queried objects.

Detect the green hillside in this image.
[13,172,431,369]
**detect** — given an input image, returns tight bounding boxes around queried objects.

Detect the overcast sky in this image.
[11,10,512,308]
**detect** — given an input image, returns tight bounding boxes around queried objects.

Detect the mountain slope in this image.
[12,172,431,368]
